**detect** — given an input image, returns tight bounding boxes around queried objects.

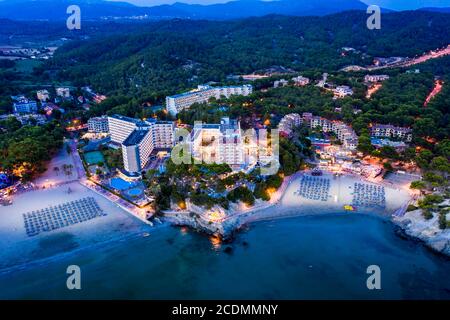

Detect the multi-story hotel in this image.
[151,121,176,149]
[191,117,244,166]
[166,84,253,115]
[87,116,109,133]
[332,122,359,150]
[371,124,413,142]
[190,117,278,170]
[122,128,154,174]
[310,116,333,132]
[108,115,147,144]
[107,115,175,174]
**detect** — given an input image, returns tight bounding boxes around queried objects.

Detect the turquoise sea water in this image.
[0,213,449,299]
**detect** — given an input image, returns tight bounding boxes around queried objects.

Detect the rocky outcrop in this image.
[162,210,239,240]
[393,209,450,257]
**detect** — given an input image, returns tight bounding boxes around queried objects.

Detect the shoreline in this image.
[1,168,447,275]
[2,209,447,277]
[163,171,408,236]
[163,171,449,257]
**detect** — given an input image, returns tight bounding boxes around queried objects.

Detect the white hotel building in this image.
[107,115,175,174]
[166,84,253,115]
[190,117,278,170]
[191,117,245,166]
[122,129,154,174]
[87,116,109,133]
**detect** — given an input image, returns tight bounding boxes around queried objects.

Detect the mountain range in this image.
[0,0,448,21]
[0,0,373,20]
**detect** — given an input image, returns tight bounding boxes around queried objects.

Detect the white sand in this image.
[34,143,77,186]
[242,173,411,224]
[0,182,147,271]
[282,173,410,213]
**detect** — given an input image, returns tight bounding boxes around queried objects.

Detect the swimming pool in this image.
[84,151,105,166]
[126,188,143,197]
[110,177,134,191]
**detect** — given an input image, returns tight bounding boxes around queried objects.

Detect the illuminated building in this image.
[166,84,253,115]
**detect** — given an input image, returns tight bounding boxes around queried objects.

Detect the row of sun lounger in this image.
[352,183,386,208]
[23,197,107,237]
[296,176,331,202]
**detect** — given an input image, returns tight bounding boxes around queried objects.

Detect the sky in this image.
[107,0,450,10]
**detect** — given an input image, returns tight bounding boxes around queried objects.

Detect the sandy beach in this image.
[0,181,150,271]
[238,173,412,225]
[0,169,414,272]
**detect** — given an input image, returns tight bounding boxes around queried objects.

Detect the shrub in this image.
[438,213,447,230]
[422,209,433,220]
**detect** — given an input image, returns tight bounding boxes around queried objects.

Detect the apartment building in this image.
[371,124,413,142]
[166,84,253,115]
[364,74,390,83]
[278,113,303,137]
[87,116,109,133]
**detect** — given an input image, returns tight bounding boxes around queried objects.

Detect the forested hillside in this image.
[43,11,450,99]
